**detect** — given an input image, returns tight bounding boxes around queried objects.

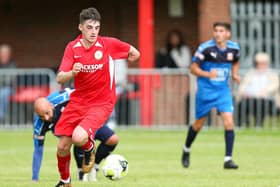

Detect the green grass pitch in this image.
[0,128,279,187]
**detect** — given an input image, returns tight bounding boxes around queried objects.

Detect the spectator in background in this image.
[0,44,16,122]
[236,52,279,127]
[155,29,191,68]
[155,30,192,125]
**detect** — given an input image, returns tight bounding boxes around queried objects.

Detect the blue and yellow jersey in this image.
[192,39,240,90]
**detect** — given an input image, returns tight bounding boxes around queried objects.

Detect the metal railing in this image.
[117,68,280,129]
[0,68,279,129]
[231,0,280,68]
[0,68,59,128]
[116,68,191,127]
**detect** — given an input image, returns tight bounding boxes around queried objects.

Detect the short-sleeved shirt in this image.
[192,39,240,91]
[192,39,240,118]
[59,35,130,106]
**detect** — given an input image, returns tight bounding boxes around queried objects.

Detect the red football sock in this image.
[57,154,71,180]
[81,139,93,151]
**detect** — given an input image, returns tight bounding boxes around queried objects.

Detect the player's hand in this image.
[208,70,217,79]
[232,74,240,84]
[72,62,83,76]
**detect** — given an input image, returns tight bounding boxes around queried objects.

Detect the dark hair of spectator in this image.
[213,22,231,31]
[166,29,185,53]
[80,7,101,24]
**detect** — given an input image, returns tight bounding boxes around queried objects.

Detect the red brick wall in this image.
[0,0,230,68]
[154,0,198,55]
[0,0,126,68]
[198,0,231,43]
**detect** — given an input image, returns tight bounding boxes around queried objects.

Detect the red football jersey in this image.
[59,35,130,105]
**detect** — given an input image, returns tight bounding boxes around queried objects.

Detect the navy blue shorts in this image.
[94,125,114,143]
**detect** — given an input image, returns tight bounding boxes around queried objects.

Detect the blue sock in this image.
[184,126,198,149]
[225,130,235,157]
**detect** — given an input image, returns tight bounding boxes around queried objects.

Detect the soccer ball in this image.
[102,154,128,180]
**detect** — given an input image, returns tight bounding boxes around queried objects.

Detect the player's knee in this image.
[192,122,203,131]
[225,123,234,130]
[224,120,234,130]
[72,126,88,146]
[193,125,202,131]
[192,117,206,131]
[72,134,88,146]
[105,134,119,146]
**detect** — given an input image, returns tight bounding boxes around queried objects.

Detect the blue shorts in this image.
[195,88,233,119]
[94,125,114,143]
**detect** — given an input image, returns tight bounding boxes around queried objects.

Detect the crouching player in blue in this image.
[182,22,241,169]
[32,88,118,181]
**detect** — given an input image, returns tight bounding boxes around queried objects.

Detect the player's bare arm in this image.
[127,46,140,62]
[232,61,240,84]
[56,62,83,84]
[56,71,73,84]
[190,62,217,79]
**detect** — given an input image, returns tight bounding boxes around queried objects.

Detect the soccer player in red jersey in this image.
[54,7,140,187]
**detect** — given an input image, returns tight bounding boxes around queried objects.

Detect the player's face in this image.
[213,26,230,44]
[37,103,54,122]
[79,20,100,44]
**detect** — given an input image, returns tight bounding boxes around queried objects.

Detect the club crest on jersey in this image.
[227,52,233,61]
[94,50,103,60]
[210,52,217,58]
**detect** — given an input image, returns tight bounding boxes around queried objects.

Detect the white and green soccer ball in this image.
[102,154,128,180]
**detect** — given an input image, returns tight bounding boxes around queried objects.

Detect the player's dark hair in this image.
[213,22,231,31]
[79,7,101,24]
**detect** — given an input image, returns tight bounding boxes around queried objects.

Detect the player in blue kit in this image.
[32,88,118,181]
[182,22,240,169]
